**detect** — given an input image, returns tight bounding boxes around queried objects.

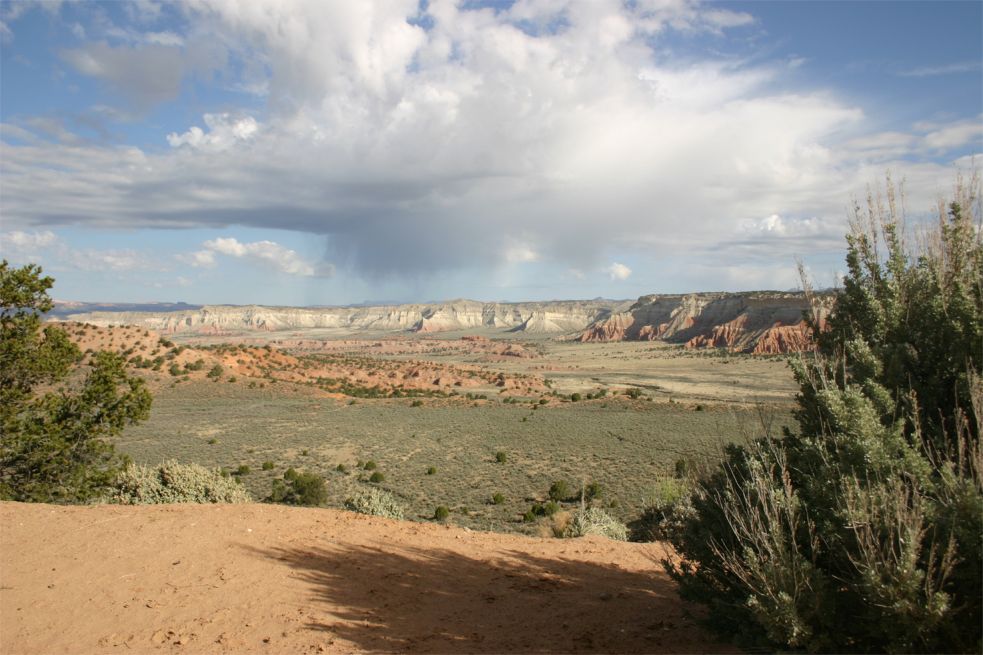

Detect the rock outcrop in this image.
[58,300,623,336]
[578,292,829,354]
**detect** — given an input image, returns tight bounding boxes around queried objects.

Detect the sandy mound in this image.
[1,502,731,654]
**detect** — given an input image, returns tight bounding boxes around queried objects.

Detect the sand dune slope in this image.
[1,502,731,654]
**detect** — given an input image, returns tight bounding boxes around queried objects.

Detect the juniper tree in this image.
[0,261,151,502]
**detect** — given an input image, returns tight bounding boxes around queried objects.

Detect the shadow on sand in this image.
[248,540,731,653]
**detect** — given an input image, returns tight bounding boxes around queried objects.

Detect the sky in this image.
[0,0,980,306]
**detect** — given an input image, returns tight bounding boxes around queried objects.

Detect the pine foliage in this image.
[0,262,152,502]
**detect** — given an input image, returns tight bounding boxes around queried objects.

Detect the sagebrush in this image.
[344,487,405,519]
[111,460,251,504]
[667,174,982,653]
[564,506,628,541]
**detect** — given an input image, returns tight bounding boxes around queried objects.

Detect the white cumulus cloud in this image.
[177,249,217,268]
[167,113,259,150]
[1,229,160,272]
[2,229,58,251]
[187,237,332,277]
[741,214,822,238]
[606,262,632,280]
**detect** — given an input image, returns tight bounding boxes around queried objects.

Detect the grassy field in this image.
[449,340,798,403]
[115,379,795,534]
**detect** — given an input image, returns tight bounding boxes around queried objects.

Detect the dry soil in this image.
[0,502,734,654]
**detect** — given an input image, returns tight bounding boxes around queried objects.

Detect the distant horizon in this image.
[50,287,835,313]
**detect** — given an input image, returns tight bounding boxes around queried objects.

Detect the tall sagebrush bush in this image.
[666,174,982,653]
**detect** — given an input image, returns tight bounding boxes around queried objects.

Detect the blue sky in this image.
[1,0,980,305]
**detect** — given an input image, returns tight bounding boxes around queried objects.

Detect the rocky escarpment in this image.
[58,300,624,336]
[55,293,831,353]
[578,292,829,354]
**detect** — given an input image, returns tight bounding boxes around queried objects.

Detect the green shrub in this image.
[433,505,450,520]
[625,387,642,399]
[233,464,251,476]
[344,487,405,519]
[564,506,628,541]
[368,471,385,483]
[261,461,274,471]
[569,392,582,402]
[529,500,560,517]
[426,466,437,475]
[629,476,695,542]
[548,480,570,501]
[335,463,348,473]
[667,175,983,653]
[673,458,689,478]
[206,363,223,379]
[268,470,326,506]
[494,451,507,463]
[581,481,602,502]
[363,460,377,471]
[410,399,423,407]
[110,460,251,504]
[491,492,505,505]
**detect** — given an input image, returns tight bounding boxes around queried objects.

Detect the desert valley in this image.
[49,291,818,525]
[3,1,980,653]
[2,289,816,653]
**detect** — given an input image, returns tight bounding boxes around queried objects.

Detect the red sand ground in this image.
[0,502,734,654]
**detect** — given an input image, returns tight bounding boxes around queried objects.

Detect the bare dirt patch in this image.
[0,502,734,654]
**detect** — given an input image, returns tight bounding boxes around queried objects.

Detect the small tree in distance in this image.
[0,261,152,503]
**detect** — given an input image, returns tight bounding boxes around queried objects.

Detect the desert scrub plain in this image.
[113,337,797,534]
[182,330,799,404]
